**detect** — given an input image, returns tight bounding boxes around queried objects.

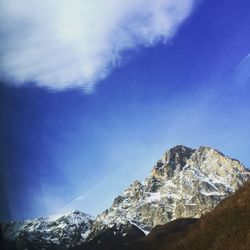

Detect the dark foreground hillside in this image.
[72,223,145,250]
[126,181,250,250]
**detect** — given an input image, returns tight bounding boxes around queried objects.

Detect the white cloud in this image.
[0,0,195,91]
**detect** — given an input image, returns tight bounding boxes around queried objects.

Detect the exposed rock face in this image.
[90,145,250,236]
[126,181,250,250]
[1,210,93,250]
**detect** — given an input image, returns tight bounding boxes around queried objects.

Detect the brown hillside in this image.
[126,181,250,250]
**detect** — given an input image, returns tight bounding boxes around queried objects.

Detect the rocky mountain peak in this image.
[92,145,250,236]
[189,146,248,180]
[151,145,195,179]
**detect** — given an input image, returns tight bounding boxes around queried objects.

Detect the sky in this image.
[0,0,250,221]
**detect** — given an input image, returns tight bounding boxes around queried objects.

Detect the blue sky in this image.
[0,0,250,221]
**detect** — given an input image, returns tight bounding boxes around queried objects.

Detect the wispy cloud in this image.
[0,0,195,92]
[234,54,250,87]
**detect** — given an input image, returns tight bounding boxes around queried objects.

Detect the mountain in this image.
[125,180,250,250]
[1,210,93,250]
[89,145,250,239]
[1,145,250,250]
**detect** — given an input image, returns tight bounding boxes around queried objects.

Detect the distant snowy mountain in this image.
[89,145,250,239]
[1,145,250,250]
[1,210,93,250]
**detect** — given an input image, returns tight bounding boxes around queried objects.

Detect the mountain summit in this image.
[89,145,250,239]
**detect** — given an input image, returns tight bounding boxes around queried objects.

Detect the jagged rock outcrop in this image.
[90,145,250,237]
[1,210,93,250]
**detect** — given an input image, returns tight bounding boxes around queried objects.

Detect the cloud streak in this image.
[234,54,250,87]
[0,0,195,91]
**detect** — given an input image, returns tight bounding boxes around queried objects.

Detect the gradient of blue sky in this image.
[0,0,250,220]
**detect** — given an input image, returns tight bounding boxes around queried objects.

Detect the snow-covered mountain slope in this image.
[1,210,93,250]
[90,145,250,237]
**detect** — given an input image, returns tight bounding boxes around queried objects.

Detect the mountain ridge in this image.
[1,210,93,250]
[1,145,250,250]
[89,145,249,239]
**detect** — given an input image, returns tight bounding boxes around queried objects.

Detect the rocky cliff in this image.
[89,145,250,238]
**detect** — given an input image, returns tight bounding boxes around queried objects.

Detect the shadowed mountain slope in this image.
[72,223,145,250]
